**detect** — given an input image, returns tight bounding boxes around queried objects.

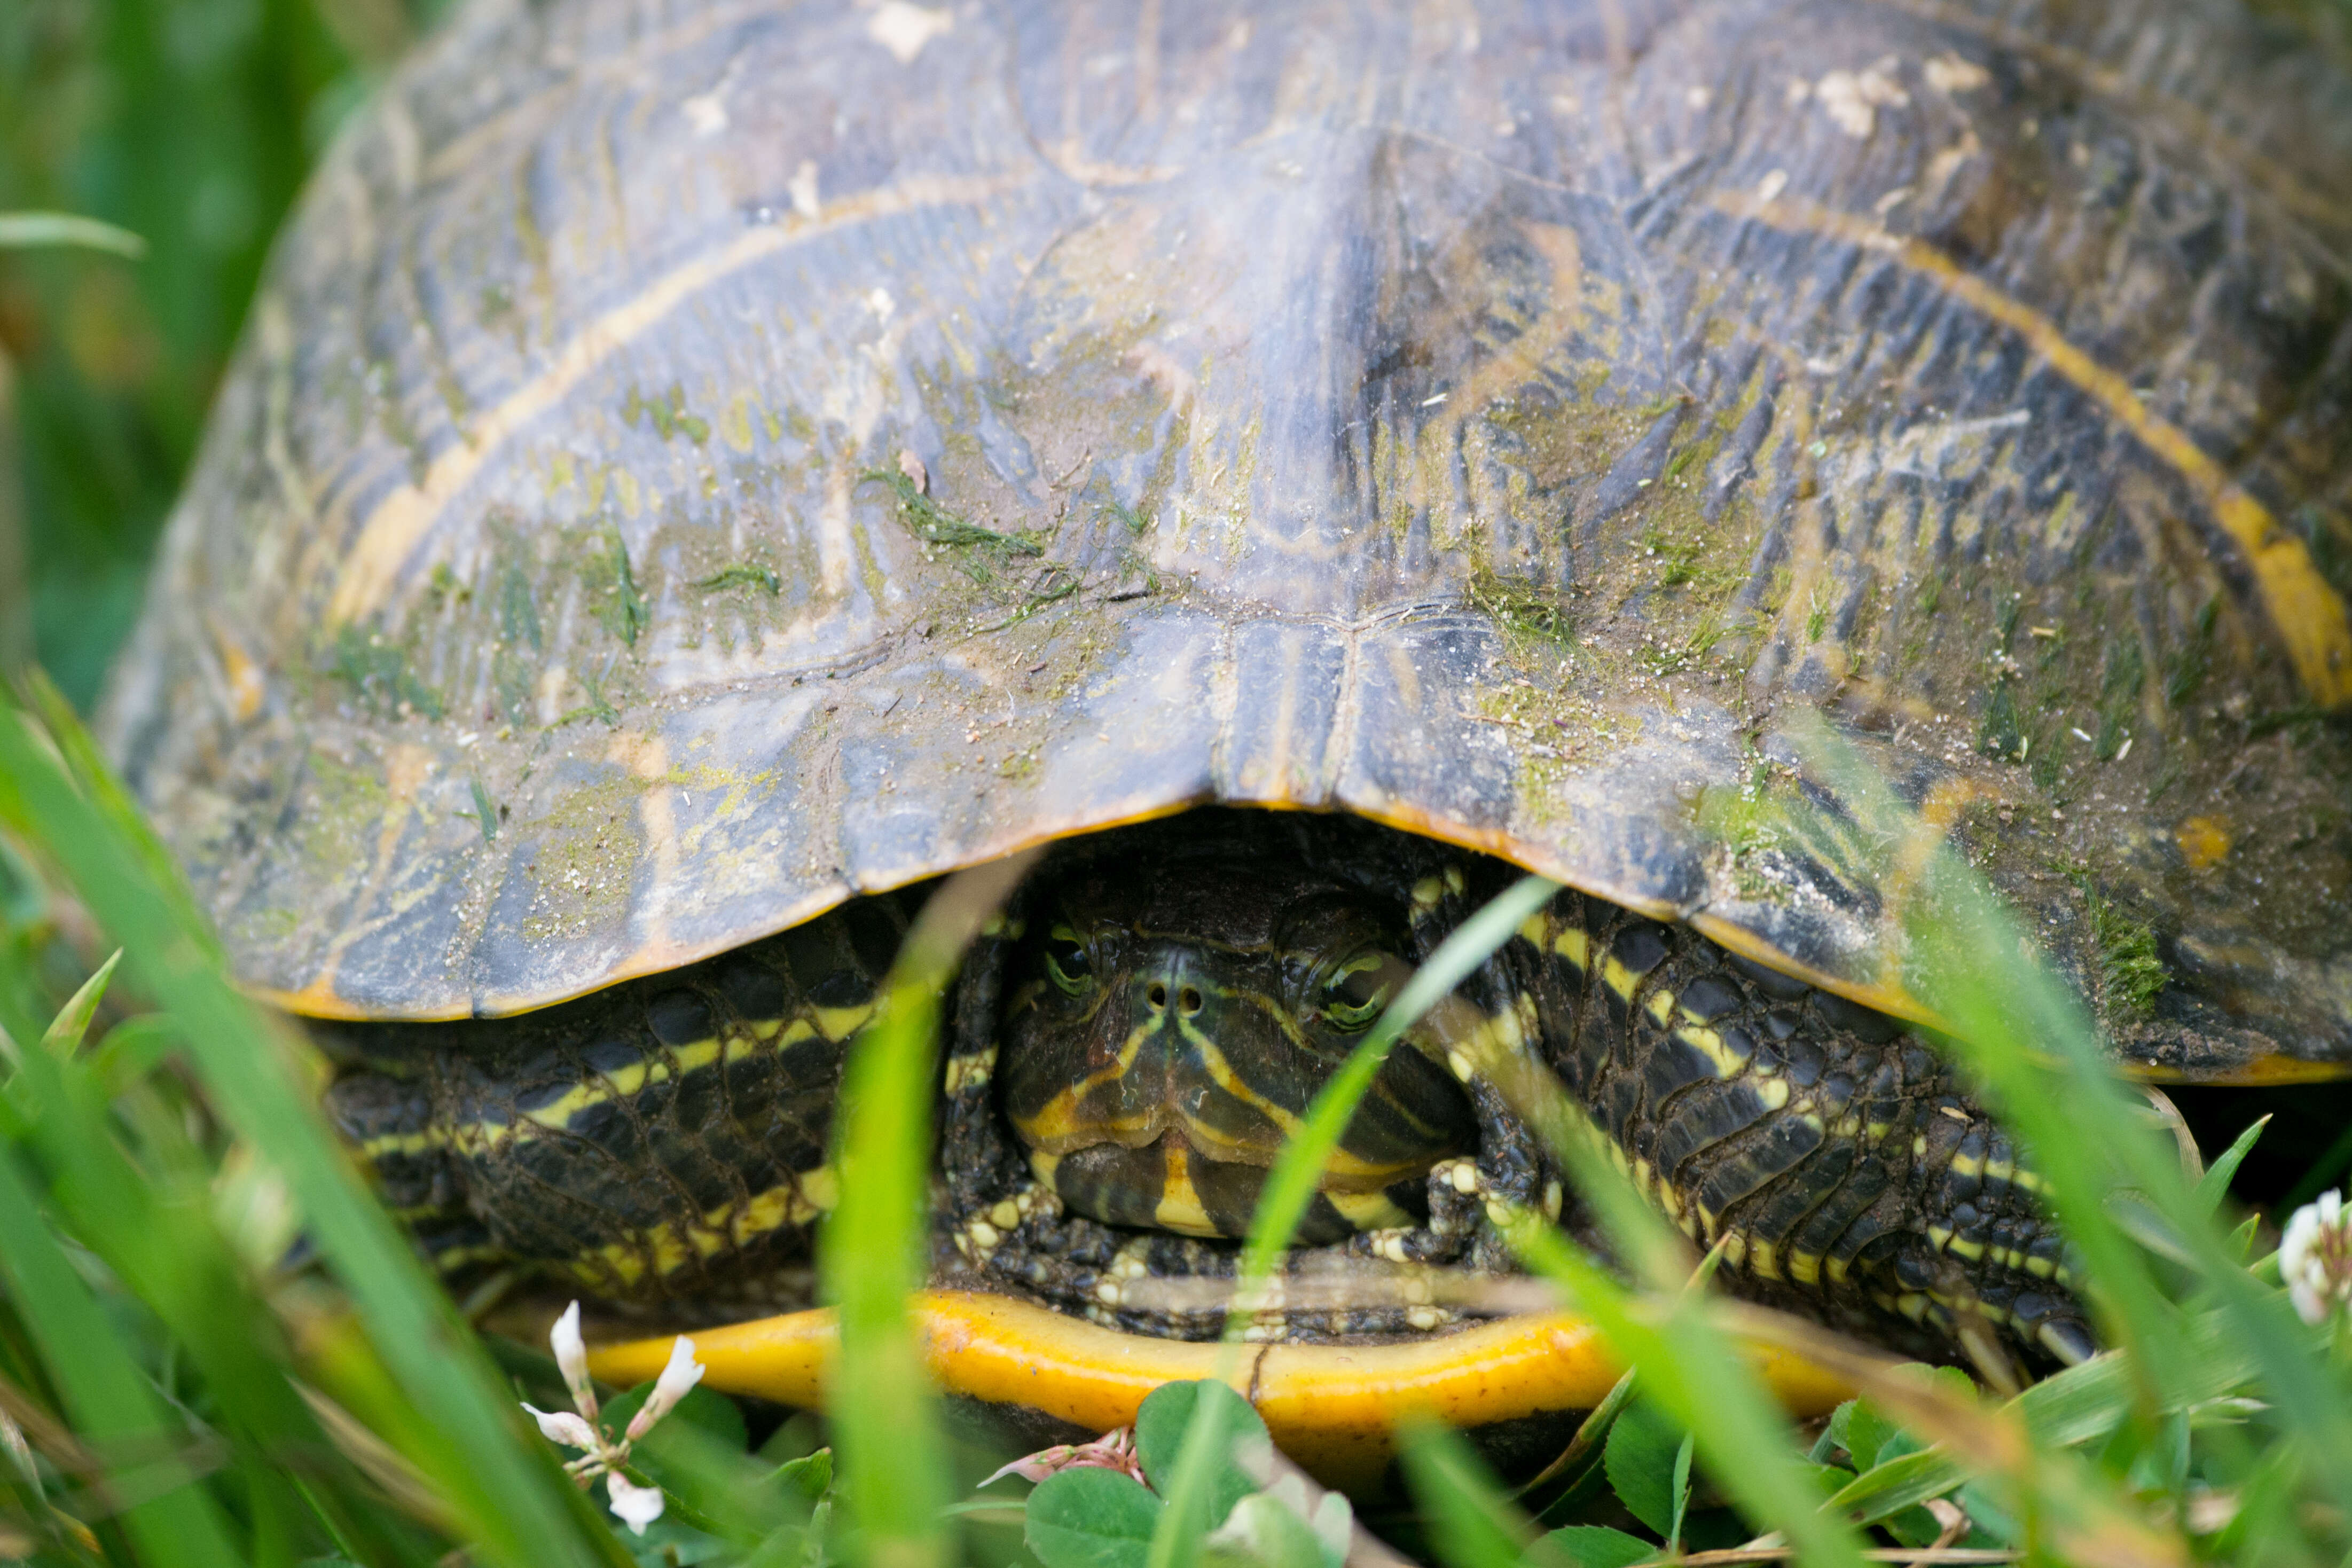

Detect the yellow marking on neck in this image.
[1708,188,2352,709]
[576,1163,843,1284]
[1788,1249,1822,1288]
[796,1166,839,1213]
[1012,1022,1157,1149]
[815,1003,876,1041]
[360,1130,446,1158]
[1325,1188,1416,1232]
[1673,1025,1747,1079]
[1179,1031,1430,1185]
[1601,957,1639,1001]
[515,1033,726,1131]
[432,1016,827,1153]
[1412,995,1531,1084]
[1644,989,1677,1026]
[1551,927,1591,970]
[1151,1144,1224,1238]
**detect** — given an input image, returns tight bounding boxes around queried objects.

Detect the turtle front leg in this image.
[1512,892,2095,1373]
[323,1064,501,1275]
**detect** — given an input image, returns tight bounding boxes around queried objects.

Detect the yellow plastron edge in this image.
[585,1290,1855,1491]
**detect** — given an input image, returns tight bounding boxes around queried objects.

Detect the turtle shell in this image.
[99,0,2352,1078]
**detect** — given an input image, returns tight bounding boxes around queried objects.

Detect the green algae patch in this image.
[1468,566,1577,649]
[328,624,445,719]
[860,469,1045,580]
[1978,684,2025,763]
[583,528,651,647]
[516,774,652,943]
[695,562,783,595]
[622,381,710,444]
[2163,593,2220,709]
[2083,884,2167,1021]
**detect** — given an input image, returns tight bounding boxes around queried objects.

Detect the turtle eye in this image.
[1318,954,1391,1032]
[1043,925,1094,996]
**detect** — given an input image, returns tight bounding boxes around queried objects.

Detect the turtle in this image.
[96,0,2352,1468]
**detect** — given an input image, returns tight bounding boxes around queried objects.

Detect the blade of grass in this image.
[0,863,485,1566]
[0,993,350,1548]
[1420,945,1875,1563]
[822,850,1039,1568]
[0,211,149,257]
[1147,874,1561,1568]
[22,674,218,965]
[1500,1215,1868,1568]
[0,1141,243,1566]
[1522,1366,1636,1496]
[1485,902,2193,1566]
[37,947,117,1051]
[2192,1117,2267,1217]
[1231,874,1564,1306]
[1395,1416,1537,1568]
[1786,712,2352,1514]
[0,698,626,1568]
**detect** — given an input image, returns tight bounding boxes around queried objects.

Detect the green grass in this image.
[1,0,450,708]
[822,851,1040,1568]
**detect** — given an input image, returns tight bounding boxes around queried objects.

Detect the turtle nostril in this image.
[1178,985,1203,1016]
[1147,982,1168,1010]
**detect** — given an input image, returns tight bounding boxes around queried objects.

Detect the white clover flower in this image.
[522,1404,600,1451]
[2280,1189,2352,1326]
[625,1335,705,1441]
[605,1469,666,1535]
[519,1302,707,1536]
[551,1300,599,1422]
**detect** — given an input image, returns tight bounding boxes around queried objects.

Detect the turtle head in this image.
[996,854,1473,1241]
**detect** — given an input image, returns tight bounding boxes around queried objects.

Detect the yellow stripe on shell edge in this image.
[583,1290,1855,1494]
